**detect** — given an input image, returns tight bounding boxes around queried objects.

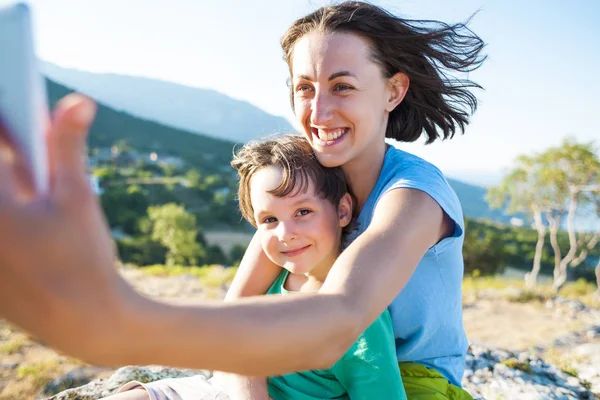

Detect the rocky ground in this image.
[1,267,598,399]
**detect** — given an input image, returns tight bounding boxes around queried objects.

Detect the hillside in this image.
[42,62,295,143]
[46,79,235,175]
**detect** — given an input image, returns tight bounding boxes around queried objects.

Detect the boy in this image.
[114,134,406,400]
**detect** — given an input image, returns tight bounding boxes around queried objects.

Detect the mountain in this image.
[41,62,295,143]
[446,178,522,225]
[45,78,236,175]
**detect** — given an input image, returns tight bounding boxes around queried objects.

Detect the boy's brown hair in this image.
[231,134,349,227]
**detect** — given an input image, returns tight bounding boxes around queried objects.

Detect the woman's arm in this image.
[113,188,449,374]
[0,97,450,374]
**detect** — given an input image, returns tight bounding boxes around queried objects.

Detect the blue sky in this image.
[3,0,599,186]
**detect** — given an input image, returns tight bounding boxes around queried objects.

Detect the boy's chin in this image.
[283,263,312,275]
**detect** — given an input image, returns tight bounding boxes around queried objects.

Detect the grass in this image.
[544,346,587,379]
[132,264,238,288]
[0,337,26,355]
[16,360,62,391]
[463,276,599,307]
[500,357,533,373]
[506,290,549,304]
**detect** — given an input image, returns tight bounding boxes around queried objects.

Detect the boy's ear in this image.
[337,193,353,228]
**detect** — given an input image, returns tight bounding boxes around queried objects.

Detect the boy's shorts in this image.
[117,375,229,400]
[117,363,473,400]
[399,362,474,400]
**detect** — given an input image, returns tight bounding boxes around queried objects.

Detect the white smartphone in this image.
[0,2,48,195]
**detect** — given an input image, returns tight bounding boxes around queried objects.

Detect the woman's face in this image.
[290,31,394,168]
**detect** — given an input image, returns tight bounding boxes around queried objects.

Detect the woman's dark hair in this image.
[281,1,486,144]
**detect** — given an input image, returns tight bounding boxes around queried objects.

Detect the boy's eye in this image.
[296,209,312,217]
[262,216,277,224]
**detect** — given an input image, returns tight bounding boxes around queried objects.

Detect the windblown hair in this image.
[231,134,349,227]
[281,1,486,144]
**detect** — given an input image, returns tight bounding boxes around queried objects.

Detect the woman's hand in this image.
[0,94,140,364]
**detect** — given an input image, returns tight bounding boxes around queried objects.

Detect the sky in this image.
[3,0,600,186]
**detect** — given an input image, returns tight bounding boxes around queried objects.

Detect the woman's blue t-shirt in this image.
[344,145,468,387]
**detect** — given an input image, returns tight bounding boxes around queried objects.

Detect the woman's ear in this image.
[337,193,354,228]
[385,72,409,112]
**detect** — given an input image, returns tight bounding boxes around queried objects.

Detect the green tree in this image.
[462,219,507,276]
[161,163,178,178]
[205,245,228,266]
[101,184,150,235]
[185,168,203,188]
[489,138,600,291]
[229,244,248,267]
[538,139,600,291]
[487,154,554,288]
[146,203,206,267]
[111,139,133,157]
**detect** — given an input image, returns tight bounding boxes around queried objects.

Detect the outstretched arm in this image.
[213,233,281,400]
[0,94,451,375]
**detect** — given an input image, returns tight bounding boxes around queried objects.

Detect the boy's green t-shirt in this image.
[266,269,407,400]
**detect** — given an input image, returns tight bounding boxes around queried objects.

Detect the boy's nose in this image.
[276,221,296,242]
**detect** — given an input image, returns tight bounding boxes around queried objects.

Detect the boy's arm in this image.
[215,232,282,400]
[333,311,407,400]
[212,372,272,400]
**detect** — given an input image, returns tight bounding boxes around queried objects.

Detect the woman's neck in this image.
[342,141,388,213]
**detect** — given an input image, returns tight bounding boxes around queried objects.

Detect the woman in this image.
[0,2,484,399]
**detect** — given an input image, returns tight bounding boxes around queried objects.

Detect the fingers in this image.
[0,139,16,202]
[0,120,19,203]
[47,93,97,204]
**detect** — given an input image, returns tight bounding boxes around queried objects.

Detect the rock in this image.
[48,343,598,400]
[45,365,209,400]
[463,344,597,399]
[529,325,600,351]
[43,368,93,397]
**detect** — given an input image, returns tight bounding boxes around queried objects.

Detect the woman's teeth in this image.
[317,129,346,141]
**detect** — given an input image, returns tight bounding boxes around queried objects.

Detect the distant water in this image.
[500,266,553,285]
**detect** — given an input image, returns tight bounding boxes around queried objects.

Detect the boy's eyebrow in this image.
[253,194,315,218]
[295,71,357,82]
[288,193,315,205]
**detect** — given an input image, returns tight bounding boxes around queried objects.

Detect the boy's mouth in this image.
[281,245,311,257]
[311,128,348,146]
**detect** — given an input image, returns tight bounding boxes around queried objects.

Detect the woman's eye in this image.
[295,84,313,93]
[334,84,353,92]
[296,209,312,217]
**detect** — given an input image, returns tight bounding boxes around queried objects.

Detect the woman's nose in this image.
[310,91,334,127]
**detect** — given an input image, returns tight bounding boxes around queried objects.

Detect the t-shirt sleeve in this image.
[332,311,407,400]
[381,160,464,254]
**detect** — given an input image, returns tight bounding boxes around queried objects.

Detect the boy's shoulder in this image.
[266,269,290,295]
[335,310,395,366]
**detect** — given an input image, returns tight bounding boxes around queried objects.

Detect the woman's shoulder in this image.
[383,145,444,178]
[379,146,453,197]
[375,145,464,229]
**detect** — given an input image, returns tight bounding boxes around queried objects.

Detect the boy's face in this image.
[250,165,351,277]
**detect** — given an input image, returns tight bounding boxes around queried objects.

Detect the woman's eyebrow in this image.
[294,70,357,82]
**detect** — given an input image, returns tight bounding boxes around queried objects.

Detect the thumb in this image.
[48,94,97,202]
